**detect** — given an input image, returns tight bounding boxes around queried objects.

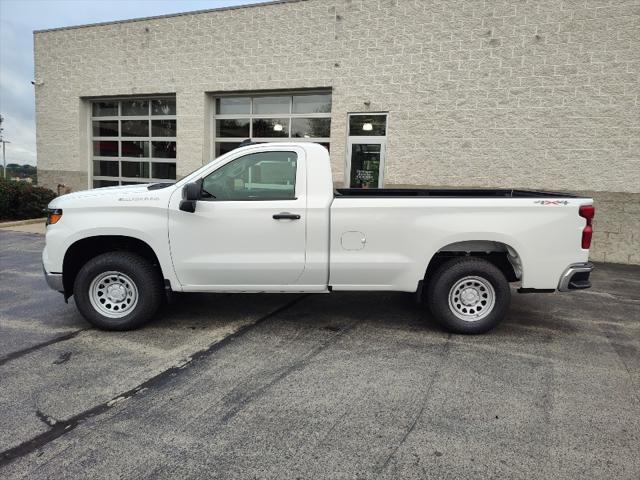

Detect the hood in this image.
[48,183,175,209]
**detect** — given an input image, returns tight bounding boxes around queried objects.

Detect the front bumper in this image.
[558,262,594,292]
[43,265,64,293]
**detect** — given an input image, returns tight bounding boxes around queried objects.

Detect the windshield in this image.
[173,149,238,188]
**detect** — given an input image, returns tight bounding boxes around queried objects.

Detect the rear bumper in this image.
[558,262,594,292]
[43,265,64,293]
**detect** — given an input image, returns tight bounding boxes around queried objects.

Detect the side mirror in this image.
[179,181,200,213]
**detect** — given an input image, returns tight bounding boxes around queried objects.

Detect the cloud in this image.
[0,110,37,165]
[0,17,37,165]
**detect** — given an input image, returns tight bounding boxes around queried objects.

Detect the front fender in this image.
[43,209,180,292]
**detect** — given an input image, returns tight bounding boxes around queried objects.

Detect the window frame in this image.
[211,91,331,160]
[89,96,177,187]
[345,112,388,188]
[347,112,388,137]
[199,150,300,202]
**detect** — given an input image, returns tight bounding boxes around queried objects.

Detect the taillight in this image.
[579,205,594,249]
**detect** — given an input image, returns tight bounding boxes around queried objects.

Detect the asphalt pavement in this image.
[0,229,639,479]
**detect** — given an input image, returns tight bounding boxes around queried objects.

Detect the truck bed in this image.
[335,188,577,198]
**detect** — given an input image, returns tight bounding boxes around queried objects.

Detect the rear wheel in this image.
[73,252,163,330]
[426,257,510,334]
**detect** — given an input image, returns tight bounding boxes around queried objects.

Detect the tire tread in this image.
[73,252,163,330]
[425,257,510,334]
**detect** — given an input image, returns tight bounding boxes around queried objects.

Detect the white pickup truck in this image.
[43,142,595,334]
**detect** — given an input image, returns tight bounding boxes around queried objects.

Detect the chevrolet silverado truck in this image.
[43,142,595,334]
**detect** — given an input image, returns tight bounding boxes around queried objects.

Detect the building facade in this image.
[34,0,639,264]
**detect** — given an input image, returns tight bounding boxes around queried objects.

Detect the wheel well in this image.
[62,236,162,295]
[424,241,521,286]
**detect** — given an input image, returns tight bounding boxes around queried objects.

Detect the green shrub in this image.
[0,177,57,221]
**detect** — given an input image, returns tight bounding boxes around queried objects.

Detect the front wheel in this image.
[73,252,164,330]
[426,257,511,334]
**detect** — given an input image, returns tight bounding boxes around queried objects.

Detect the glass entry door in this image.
[348,140,385,188]
[346,113,387,188]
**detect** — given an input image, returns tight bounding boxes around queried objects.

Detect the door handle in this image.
[273,212,301,220]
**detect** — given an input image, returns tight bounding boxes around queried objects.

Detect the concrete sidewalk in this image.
[0,218,46,235]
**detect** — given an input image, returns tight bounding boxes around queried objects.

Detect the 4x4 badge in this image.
[534,200,569,205]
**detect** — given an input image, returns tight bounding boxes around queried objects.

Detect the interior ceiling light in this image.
[273,123,283,132]
[362,122,373,131]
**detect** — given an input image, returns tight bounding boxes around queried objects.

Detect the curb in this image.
[0,218,47,228]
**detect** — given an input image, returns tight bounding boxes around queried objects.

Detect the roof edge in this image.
[33,0,309,34]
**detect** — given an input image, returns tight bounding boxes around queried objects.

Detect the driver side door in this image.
[168,147,307,289]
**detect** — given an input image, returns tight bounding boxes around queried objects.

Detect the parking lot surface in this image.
[0,229,639,479]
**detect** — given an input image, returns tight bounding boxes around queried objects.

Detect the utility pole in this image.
[0,114,9,179]
[2,140,9,179]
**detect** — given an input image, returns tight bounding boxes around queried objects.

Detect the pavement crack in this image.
[217,319,360,427]
[0,295,307,468]
[376,334,453,475]
[0,330,86,368]
[286,405,355,473]
[600,324,640,405]
[35,410,58,427]
[52,351,72,365]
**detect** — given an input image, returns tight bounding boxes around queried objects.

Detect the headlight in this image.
[46,208,63,226]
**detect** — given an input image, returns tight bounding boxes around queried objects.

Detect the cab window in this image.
[202,151,297,200]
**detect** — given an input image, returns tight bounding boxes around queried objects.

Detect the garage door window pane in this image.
[93,179,119,188]
[291,118,330,138]
[215,142,240,157]
[122,120,149,137]
[253,96,290,114]
[93,141,118,157]
[122,100,149,116]
[122,161,149,178]
[253,118,288,138]
[152,141,176,158]
[152,119,176,137]
[348,115,387,136]
[216,119,249,138]
[216,97,250,115]
[121,141,149,158]
[151,98,176,115]
[292,94,331,114]
[92,101,118,117]
[92,121,118,137]
[152,163,176,179]
[93,160,119,176]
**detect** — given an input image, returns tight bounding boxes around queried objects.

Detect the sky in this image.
[0,0,271,166]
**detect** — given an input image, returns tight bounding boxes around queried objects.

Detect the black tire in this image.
[73,252,164,331]
[426,257,510,334]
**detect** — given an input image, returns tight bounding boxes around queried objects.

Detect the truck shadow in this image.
[156,291,571,336]
[128,261,640,337]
